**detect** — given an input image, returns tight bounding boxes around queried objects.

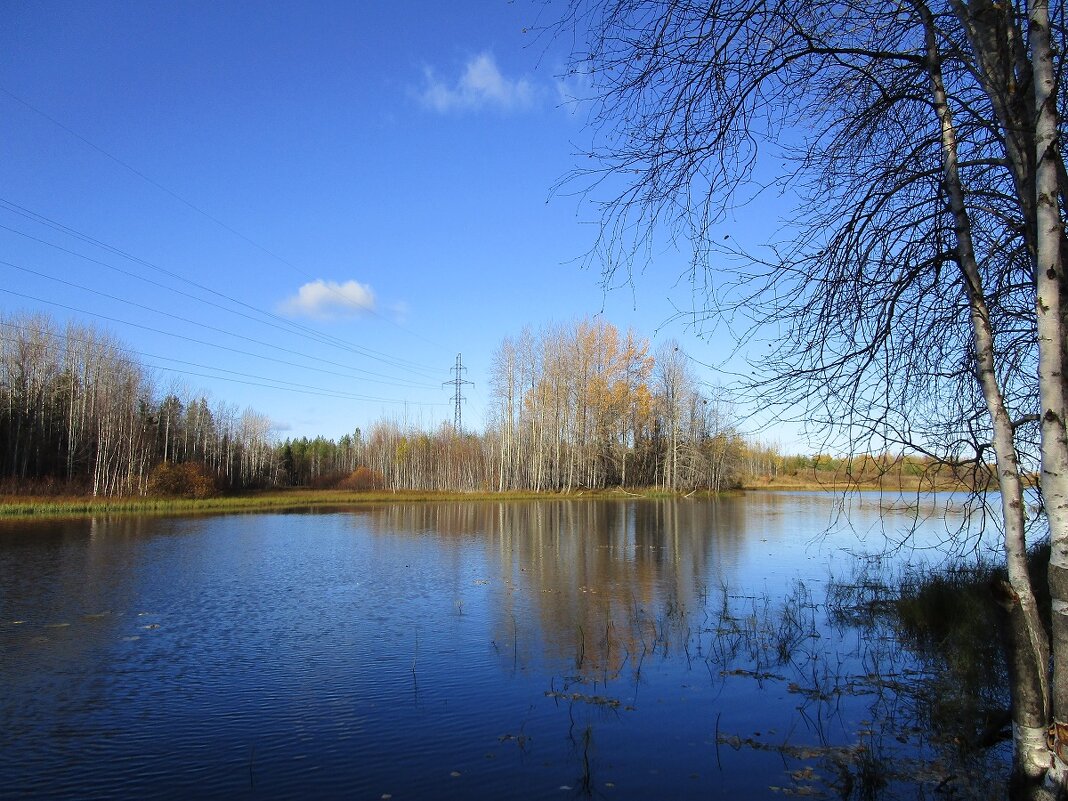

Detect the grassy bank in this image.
[740,469,978,492]
[0,487,651,520]
[0,476,975,520]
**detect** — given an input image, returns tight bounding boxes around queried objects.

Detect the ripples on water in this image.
[0,493,1007,799]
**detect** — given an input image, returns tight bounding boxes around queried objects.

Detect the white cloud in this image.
[280,279,376,319]
[419,52,535,112]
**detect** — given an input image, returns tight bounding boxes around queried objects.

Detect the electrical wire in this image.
[0,320,446,405]
[0,86,450,354]
[0,259,442,388]
[0,288,456,400]
[142,363,445,403]
[0,198,446,376]
[0,218,436,377]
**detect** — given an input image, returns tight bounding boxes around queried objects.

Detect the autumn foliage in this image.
[489,318,741,491]
[147,461,219,499]
[337,466,386,491]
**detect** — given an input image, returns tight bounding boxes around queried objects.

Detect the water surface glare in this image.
[0,493,1002,799]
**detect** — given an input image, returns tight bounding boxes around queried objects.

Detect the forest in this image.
[0,312,274,496]
[0,310,964,498]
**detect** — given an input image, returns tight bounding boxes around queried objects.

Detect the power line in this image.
[443,353,474,432]
[0,259,441,388]
[0,198,446,376]
[0,320,446,406]
[0,288,450,398]
[0,218,431,375]
[0,86,448,353]
[141,361,445,404]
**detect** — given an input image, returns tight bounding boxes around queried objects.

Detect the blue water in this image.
[0,493,1003,799]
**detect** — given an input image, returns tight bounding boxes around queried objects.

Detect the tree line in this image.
[1,310,974,498]
[273,318,752,493]
[0,312,276,495]
[0,311,787,496]
[489,318,741,492]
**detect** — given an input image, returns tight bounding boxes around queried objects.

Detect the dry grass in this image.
[740,469,977,493]
[0,487,631,520]
[0,471,976,519]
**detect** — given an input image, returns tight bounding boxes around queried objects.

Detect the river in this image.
[0,491,1009,799]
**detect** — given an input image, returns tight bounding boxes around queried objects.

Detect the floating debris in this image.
[770,785,821,796]
[786,682,833,701]
[722,668,786,681]
[544,690,622,709]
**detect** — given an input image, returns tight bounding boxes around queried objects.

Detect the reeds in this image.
[543,567,1015,799]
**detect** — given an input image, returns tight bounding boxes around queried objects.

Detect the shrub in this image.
[307,470,347,489]
[337,466,385,491]
[147,461,219,499]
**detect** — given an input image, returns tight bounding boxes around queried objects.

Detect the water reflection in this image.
[357,500,750,676]
[0,494,995,799]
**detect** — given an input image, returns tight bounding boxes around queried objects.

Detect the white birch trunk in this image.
[919,3,1052,783]
[1029,0,1068,788]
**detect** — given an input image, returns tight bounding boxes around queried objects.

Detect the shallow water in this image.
[0,492,1006,799]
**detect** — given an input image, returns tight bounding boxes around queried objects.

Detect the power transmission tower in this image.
[443,353,474,433]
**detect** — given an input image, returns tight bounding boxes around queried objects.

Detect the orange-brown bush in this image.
[336,466,385,491]
[147,461,219,499]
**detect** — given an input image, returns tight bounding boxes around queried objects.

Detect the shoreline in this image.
[0,476,978,521]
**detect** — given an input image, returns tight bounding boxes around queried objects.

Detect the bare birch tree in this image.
[556,0,1067,793]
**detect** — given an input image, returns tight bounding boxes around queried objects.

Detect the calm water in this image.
[0,492,1004,799]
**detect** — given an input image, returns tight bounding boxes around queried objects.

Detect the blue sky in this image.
[0,1,798,447]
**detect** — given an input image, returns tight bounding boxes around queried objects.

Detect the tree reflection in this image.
[356,497,1006,797]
